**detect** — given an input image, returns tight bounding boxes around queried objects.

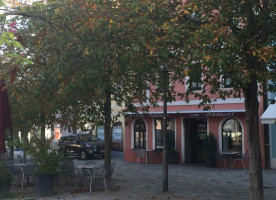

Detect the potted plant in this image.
[28,135,61,197]
[168,149,179,164]
[0,158,13,198]
[202,133,218,168]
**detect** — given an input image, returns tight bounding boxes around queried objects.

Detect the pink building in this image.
[124,80,266,167]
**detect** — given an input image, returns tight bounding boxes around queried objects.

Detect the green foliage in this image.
[0,159,12,186]
[202,133,217,161]
[177,0,276,102]
[28,135,61,175]
[0,0,5,7]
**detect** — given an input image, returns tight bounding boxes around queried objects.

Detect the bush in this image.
[0,159,12,186]
[28,135,62,175]
[202,133,218,162]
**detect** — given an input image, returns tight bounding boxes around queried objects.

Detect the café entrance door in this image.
[184,118,207,163]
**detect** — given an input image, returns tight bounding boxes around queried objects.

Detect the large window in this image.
[112,122,123,141]
[96,125,104,140]
[155,118,175,149]
[134,119,146,149]
[222,119,242,153]
[187,65,203,91]
[221,75,233,88]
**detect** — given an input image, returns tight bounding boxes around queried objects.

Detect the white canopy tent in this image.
[260,103,276,124]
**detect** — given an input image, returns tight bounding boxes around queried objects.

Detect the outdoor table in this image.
[143,149,154,164]
[76,164,96,170]
[221,152,240,170]
[75,163,98,178]
[75,163,103,193]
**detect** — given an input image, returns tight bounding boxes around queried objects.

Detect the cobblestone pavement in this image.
[9,152,276,200]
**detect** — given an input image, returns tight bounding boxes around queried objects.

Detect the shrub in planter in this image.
[0,159,12,198]
[28,135,62,197]
[167,131,179,164]
[202,133,218,167]
[168,149,179,164]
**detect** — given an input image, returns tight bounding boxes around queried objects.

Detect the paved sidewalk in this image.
[10,152,276,200]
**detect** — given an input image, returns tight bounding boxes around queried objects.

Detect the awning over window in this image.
[261,104,276,124]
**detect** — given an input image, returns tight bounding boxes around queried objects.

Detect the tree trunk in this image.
[9,127,14,159]
[40,111,45,143]
[23,128,27,160]
[104,87,112,177]
[243,75,264,200]
[162,68,168,192]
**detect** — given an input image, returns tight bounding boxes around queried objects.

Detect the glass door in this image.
[184,118,207,163]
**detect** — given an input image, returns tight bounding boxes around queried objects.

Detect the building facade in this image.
[261,91,276,169]
[92,101,125,151]
[124,81,266,167]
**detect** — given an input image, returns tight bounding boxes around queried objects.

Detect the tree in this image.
[4,2,274,198]
[0,0,35,157]
[1,0,164,173]
[123,1,275,197]
[173,1,275,199]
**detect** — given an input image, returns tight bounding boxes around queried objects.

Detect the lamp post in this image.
[160,65,169,192]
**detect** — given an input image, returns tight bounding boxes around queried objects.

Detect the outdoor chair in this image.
[105,162,116,189]
[153,149,162,163]
[110,162,116,178]
[5,160,21,186]
[58,160,75,186]
[215,152,230,169]
[92,164,108,192]
[79,161,97,193]
[73,167,84,190]
[19,162,37,189]
[133,149,147,164]
[233,151,248,170]
[82,168,93,193]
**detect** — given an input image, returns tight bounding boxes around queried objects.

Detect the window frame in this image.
[154,118,176,149]
[221,74,233,89]
[96,125,105,140]
[112,122,123,141]
[221,118,243,153]
[134,119,147,149]
[186,75,203,91]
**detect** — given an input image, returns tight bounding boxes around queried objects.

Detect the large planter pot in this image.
[206,156,216,168]
[34,174,55,197]
[0,179,12,199]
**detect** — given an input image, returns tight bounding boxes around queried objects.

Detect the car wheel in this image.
[80,151,87,160]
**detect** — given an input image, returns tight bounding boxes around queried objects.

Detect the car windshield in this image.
[78,134,101,142]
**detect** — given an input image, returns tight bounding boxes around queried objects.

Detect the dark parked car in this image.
[58,133,105,160]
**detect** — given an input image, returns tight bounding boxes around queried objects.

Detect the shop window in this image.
[155,118,175,149]
[134,119,146,149]
[96,125,104,140]
[187,67,203,91]
[112,122,123,141]
[221,75,233,88]
[222,119,242,153]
